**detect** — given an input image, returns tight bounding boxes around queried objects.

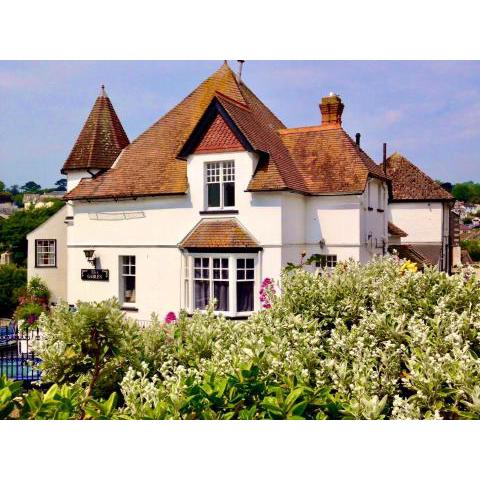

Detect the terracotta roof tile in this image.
[279,126,390,194]
[61,89,129,173]
[388,221,408,237]
[179,218,260,249]
[382,152,453,201]
[65,63,294,200]
[194,113,244,154]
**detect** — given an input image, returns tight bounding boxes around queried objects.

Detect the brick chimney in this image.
[320,93,344,129]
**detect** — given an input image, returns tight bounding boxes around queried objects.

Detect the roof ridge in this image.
[215,90,250,110]
[87,97,103,169]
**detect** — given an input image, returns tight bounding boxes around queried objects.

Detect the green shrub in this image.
[0,263,27,317]
[20,255,480,420]
[461,239,480,261]
[36,299,144,399]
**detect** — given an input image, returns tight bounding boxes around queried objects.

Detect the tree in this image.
[54,179,67,191]
[0,180,5,192]
[20,181,41,193]
[0,200,64,265]
[453,182,480,203]
[7,185,19,196]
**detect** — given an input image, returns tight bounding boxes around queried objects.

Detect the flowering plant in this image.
[259,277,276,309]
[165,311,177,324]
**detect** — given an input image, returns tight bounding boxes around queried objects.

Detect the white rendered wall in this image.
[27,206,68,303]
[66,151,284,320]
[389,202,444,244]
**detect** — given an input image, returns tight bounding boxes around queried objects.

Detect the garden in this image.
[1,255,480,420]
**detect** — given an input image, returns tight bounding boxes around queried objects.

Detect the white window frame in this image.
[35,239,56,267]
[119,255,136,306]
[183,252,257,317]
[204,160,235,210]
[315,254,338,271]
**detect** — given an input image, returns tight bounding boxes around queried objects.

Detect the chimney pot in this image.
[355,133,361,146]
[320,94,344,128]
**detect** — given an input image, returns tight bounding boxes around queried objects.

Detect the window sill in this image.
[186,311,252,319]
[199,209,239,215]
[367,207,374,211]
[35,265,57,268]
[121,306,139,312]
[377,208,384,213]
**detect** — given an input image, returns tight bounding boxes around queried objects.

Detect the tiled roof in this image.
[65,62,296,201]
[388,244,430,267]
[388,221,408,237]
[278,126,390,194]
[65,63,391,201]
[382,152,453,201]
[179,218,260,250]
[61,88,129,173]
[194,113,244,154]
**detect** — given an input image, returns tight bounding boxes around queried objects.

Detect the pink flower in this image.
[165,311,177,324]
[259,277,275,309]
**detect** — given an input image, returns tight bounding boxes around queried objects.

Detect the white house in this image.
[27,62,455,321]
[383,152,457,272]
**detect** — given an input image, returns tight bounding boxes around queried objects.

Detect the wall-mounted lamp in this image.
[83,249,97,267]
[319,238,326,249]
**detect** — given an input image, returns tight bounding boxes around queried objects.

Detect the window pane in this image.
[208,183,220,207]
[237,270,245,280]
[237,281,254,312]
[223,182,235,207]
[237,258,245,269]
[214,281,229,311]
[246,269,254,279]
[194,280,210,309]
[194,258,201,268]
[124,276,136,303]
[246,259,254,269]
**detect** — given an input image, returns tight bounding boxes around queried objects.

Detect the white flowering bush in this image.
[32,255,480,419]
[116,256,480,419]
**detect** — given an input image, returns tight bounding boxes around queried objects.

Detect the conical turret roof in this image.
[61,86,129,173]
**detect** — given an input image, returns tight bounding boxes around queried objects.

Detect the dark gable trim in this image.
[34,239,57,268]
[177,97,253,160]
[182,247,263,253]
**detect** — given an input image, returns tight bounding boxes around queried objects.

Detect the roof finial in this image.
[236,60,245,82]
[100,84,107,97]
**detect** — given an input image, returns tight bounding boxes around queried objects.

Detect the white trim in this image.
[183,251,258,317]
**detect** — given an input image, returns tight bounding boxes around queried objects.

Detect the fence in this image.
[0,323,41,383]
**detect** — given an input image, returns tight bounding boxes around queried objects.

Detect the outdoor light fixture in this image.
[83,249,97,267]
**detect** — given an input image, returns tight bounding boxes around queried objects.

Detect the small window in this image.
[236,258,255,312]
[120,256,136,304]
[35,240,56,267]
[206,161,235,209]
[315,255,337,269]
[367,182,372,209]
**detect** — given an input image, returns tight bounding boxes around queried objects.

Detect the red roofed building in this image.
[382,152,456,272]
[27,62,456,320]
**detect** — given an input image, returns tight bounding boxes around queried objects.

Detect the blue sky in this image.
[0,60,479,188]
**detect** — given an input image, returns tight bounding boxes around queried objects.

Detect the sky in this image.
[0,60,479,188]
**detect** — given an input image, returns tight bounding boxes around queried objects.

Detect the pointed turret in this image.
[61,86,129,174]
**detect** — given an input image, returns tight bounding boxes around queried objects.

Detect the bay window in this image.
[236,258,254,312]
[185,253,256,316]
[206,161,235,209]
